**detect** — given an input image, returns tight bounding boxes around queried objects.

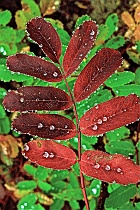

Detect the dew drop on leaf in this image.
[105,165,111,171]
[53,71,58,77]
[97,119,102,124]
[50,125,55,130]
[38,122,43,129]
[90,30,95,36]
[20,97,24,103]
[103,117,107,121]
[43,72,47,76]
[49,152,54,158]
[116,168,122,173]
[94,163,100,169]
[92,125,98,130]
[43,152,49,158]
[24,144,29,151]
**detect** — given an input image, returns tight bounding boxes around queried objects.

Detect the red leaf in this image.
[80,94,140,136]
[23,140,77,170]
[7,54,62,82]
[12,113,77,140]
[3,86,72,112]
[74,48,122,102]
[26,17,61,63]
[63,21,97,77]
[80,150,140,185]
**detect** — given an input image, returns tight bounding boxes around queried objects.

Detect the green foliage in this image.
[105,185,137,208]
[0,10,12,26]
[17,180,37,190]
[105,35,125,49]
[105,71,135,87]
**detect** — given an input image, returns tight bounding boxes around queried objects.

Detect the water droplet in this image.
[90,36,94,39]
[97,119,102,124]
[105,165,111,171]
[44,72,47,76]
[49,152,54,158]
[20,97,24,103]
[94,163,100,169]
[64,124,68,128]
[43,152,49,158]
[103,117,107,121]
[85,43,87,45]
[38,123,43,129]
[39,44,43,47]
[50,125,55,130]
[92,124,98,130]
[24,144,29,151]
[53,71,58,77]
[85,118,90,121]
[95,105,99,109]
[38,27,41,29]
[80,54,83,56]
[116,168,122,173]
[92,188,97,194]
[90,30,95,36]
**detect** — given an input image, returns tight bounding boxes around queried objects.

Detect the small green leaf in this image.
[113,84,140,96]
[83,199,96,210]
[105,140,135,156]
[105,13,119,39]
[0,105,6,118]
[0,64,34,83]
[35,166,48,181]
[136,41,140,53]
[105,71,135,87]
[51,181,66,193]
[17,193,37,210]
[106,126,130,141]
[37,180,51,193]
[127,50,140,65]
[134,67,140,84]
[69,172,80,188]
[17,180,37,190]
[105,36,125,49]
[75,15,91,29]
[89,180,101,197]
[95,24,109,44]
[50,198,64,210]
[0,116,10,134]
[15,29,25,43]
[119,202,138,210]
[105,185,137,208]
[0,88,7,99]
[0,10,12,26]
[49,170,69,182]
[69,200,80,210]
[24,164,37,176]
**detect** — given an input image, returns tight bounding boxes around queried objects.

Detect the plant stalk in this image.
[59,64,90,210]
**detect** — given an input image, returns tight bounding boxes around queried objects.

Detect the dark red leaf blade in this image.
[80,94,140,136]
[7,54,62,82]
[63,21,98,77]
[80,150,140,185]
[3,86,72,112]
[26,17,61,63]
[12,113,77,140]
[23,140,77,170]
[74,48,122,102]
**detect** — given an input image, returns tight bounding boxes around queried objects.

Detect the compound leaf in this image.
[23,140,77,170]
[3,86,72,112]
[12,113,77,140]
[63,20,97,77]
[80,94,140,136]
[26,17,61,63]
[74,48,122,102]
[7,54,62,82]
[80,150,140,185]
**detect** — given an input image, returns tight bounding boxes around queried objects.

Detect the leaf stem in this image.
[59,64,90,210]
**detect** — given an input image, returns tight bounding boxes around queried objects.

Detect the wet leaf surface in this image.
[12,113,77,140]
[23,140,77,169]
[80,150,140,184]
